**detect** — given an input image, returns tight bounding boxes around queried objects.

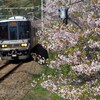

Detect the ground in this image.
[0,60,43,100]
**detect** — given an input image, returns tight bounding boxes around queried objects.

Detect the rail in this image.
[0,61,23,82]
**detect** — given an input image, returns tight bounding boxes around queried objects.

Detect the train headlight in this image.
[21,43,28,47]
[2,44,8,48]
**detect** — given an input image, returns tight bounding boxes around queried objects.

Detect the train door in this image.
[8,22,18,40]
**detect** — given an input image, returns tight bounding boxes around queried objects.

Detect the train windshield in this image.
[0,21,31,40]
[18,21,30,39]
[0,22,8,40]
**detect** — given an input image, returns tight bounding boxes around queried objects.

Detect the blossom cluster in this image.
[33,0,100,99]
[38,24,80,52]
[41,79,57,92]
[88,40,100,49]
[35,75,100,100]
[37,0,100,72]
[72,61,100,76]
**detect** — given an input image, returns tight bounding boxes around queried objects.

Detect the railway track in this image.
[0,61,23,82]
[0,60,11,70]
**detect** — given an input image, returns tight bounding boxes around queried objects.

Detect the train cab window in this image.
[0,22,8,40]
[18,21,30,39]
[9,26,17,40]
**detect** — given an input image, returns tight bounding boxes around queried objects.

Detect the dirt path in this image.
[0,60,43,100]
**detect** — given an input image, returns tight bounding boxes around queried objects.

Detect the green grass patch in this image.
[50,93,63,100]
[23,85,50,100]
[23,85,63,100]
[48,51,58,60]
[95,95,100,100]
[60,64,71,76]
[66,46,78,54]
[43,66,58,76]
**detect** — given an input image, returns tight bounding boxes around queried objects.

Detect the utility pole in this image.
[32,0,34,21]
[41,0,44,31]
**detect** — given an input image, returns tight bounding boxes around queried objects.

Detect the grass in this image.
[24,85,49,100]
[48,51,58,60]
[23,85,63,100]
[60,64,71,76]
[95,95,100,100]
[44,67,58,76]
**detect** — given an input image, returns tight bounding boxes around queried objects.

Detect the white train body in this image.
[0,16,38,60]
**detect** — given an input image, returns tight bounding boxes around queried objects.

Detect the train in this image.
[0,16,38,60]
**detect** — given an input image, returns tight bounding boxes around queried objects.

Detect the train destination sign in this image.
[9,22,17,25]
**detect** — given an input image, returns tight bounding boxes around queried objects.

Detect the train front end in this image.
[0,16,31,60]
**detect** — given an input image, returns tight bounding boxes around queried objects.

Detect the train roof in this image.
[0,16,28,23]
